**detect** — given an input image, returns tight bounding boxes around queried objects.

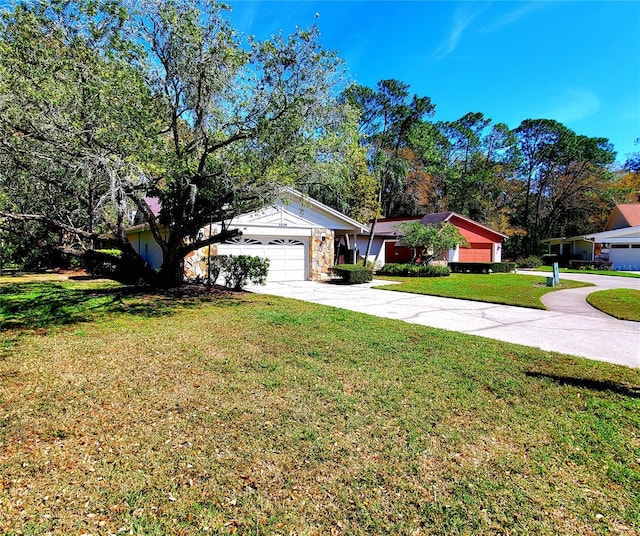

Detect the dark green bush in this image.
[221,255,270,289]
[84,249,123,278]
[449,262,516,274]
[206,255,229,286]
[332,264,373,284]
[542,254,560,266]
[516,256,542,268]
[568,260,613,271]
[377,263,451,277]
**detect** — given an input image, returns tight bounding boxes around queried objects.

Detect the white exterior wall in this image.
[129,229,164,269]
[493,243,502,262]
[573,240,594,261]
[355,236,383,266]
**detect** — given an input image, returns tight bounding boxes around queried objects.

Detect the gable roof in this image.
[370,212,508,240]
[126,188,369,234]
[422,212,508,239]
[419,212,454,225]
[605,203,640,230]
[370,216,421,236]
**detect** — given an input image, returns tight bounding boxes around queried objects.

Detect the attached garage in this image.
[217,237,308,282]
[609,244,640,269]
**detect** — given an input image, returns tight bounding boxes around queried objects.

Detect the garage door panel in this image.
[266,251,289,261]
[459,243,492,262]
[610,246,640,269]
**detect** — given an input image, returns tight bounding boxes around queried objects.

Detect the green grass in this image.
[586,288,640,321]
[373,273,592,309]
[531,266,640,278]
[1,275,639,535]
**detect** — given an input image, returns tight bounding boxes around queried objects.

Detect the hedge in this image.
[516,256,542,269]
[448,262,516,274]
[377,263,450,277]
[84,249,154,285]
[568,259,613,271]
[331,264,373,284]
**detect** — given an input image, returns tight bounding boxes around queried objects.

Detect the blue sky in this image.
[227,1,640,164]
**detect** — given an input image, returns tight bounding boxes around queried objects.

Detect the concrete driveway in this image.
[250,273,640,369]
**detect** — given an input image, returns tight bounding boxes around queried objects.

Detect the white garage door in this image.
[217,237,308,282]
[610,245,640,270]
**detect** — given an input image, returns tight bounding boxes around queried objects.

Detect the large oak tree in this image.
[0,0,343,286]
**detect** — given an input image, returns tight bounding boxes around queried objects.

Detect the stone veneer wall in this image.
[310,228,334,280]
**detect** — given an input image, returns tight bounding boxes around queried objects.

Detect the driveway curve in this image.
[250,277,640,369]
[523,270,640,317]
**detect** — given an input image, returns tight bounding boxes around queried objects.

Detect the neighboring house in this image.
[356,212,508,267]
[543,203,640,270]
[125,188,369,282]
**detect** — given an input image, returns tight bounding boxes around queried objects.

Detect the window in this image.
[611,244,630,249]
[225,237,264,245]
[268,239,304,246]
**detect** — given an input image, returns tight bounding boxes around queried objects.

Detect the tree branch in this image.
[0,211,98,239]
[177,228,241,258]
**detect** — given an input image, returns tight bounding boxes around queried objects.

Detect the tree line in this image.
[327,79,638,260]
[0,0,638,285]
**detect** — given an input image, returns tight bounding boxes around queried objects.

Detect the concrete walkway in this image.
[250,274,640,369]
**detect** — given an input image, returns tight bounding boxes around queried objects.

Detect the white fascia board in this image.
[595,237,640,245]
[584,226,640,241]
[542,236,592,244]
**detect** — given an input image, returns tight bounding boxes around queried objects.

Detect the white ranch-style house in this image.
[125,188,369,282]
[543,203,640,270]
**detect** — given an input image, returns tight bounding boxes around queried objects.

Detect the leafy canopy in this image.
[395,221,468,263]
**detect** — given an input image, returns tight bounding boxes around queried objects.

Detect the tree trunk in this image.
[156,251,185,288]
[363,217,377,266]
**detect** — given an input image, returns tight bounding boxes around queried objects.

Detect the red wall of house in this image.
[449,215,501,244]
[386,241,416,263]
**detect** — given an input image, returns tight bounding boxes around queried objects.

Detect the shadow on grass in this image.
[525,371,640,398]
[0,280,242,332]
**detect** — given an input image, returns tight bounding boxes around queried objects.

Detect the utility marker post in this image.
[553,262,560,286]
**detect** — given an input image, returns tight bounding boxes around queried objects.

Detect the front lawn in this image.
[373,273,592,309]
[587,288,640,321]
[1,276,638,535]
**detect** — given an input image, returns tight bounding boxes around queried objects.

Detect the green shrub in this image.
[568,259,613,271]
[542,254,560,266]
[516,256,543,269]
[84,249,123,278]
[376,263,404,276]
[332,264,373,284]
[449,262,516,274]
[377,263,451,277]
[221,255,270,290]
[420,264,451,277]
[206,255,229,286]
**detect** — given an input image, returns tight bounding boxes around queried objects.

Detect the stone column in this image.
[310,228,334,280]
